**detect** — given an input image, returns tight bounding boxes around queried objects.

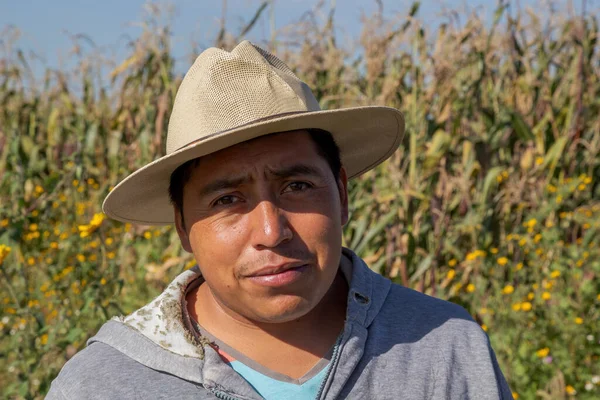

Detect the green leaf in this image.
[410,254,433,283]
[481,166,504,203]
[354,209,397,255]
[510,111,534,141]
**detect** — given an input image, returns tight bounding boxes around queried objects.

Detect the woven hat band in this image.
[166,41,321,154]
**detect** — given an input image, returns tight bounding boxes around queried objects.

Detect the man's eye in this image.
[213,195,239,206]
[283,182,311,193]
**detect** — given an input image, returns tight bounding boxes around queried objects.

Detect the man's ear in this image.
[174,207,193,253]
[337,167,349,226]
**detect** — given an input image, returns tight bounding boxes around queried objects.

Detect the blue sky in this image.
[2,0,579,78]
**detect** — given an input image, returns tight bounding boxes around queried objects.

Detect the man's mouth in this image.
[245,263,309,287]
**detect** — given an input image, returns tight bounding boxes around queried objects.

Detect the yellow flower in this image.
[536,347,550,357]
[574,317,583,325]
[525,218,537,228]
[78,213,106,238]
[582,251,589,259]
[542,292,551,300]
[40,333,48,345]
[27,257,35,266]
[0,244,12,264]
[479,308,488,315]
[518,238,527,247]
[535,156,544,165]
[502,285,515,295]
[490,248,498,254]
[512,392,519,400]
[87,178,95,185]
[143,231,152,239]
[0,218,8,227]
[565,385,576,395]
[72,179,79,187]
[448,258,457,267]
[583,223,591,229]
[583,177,592,184]
[512,302,521,311]
[76,254,86,263]
[550,270,560,278]
[578,183,586,191]
[533,234,542,243]
[481,324,488,332]
[521,302,532,311]
[50,242,58,249]
[545,220,554,228]
[466,283,475,293]
[515,263,524,271]
[29,223,38,231]
[34,185,44,194]
[107,252,116,259]
[546,184,557,193]
[100,278,107,285]
[105,237,114,245]
[446,269,456,280]
[497,257,509,266]
[527,292,535,300]
[556,195,563,204]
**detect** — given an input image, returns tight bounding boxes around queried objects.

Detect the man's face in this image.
[175,130,348,323]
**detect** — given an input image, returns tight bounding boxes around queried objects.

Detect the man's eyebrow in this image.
[197,164,325,198]
[197,175,252,198]
[265,163,324,179]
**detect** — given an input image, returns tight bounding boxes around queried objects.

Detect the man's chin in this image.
[245,298,315,324]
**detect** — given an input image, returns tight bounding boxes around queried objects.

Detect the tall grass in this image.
[0,2,598,398]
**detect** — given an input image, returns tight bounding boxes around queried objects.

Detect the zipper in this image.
[212,389,242,400]
[314,333,344,400]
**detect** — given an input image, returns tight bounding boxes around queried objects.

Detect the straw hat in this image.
[102,41,405,225]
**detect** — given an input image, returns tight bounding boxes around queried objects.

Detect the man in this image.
[47,41,512,399]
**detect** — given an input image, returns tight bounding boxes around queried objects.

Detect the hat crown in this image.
[166,41,321,154]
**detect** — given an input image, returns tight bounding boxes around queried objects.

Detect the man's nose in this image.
[251,200,293,249]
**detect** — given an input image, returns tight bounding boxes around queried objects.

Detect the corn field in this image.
[0,2,599,399]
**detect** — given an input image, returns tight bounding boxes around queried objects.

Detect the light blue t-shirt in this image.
[229,359,330,399]
[194,322,333,400]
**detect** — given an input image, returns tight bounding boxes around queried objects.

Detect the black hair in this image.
[168,129,342,230]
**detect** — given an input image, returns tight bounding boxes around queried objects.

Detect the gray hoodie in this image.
[46,248,512,399]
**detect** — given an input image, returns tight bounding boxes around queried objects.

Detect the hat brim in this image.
[102,106,405,225]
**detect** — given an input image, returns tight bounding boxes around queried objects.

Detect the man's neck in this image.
[186,272,348,379]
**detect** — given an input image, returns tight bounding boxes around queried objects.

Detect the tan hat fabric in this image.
[102,41,405,225]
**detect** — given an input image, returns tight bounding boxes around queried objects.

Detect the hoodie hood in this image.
[87,248,392,397]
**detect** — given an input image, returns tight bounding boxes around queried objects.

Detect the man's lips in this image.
[245,263,309,287]
[245,262,307,277]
